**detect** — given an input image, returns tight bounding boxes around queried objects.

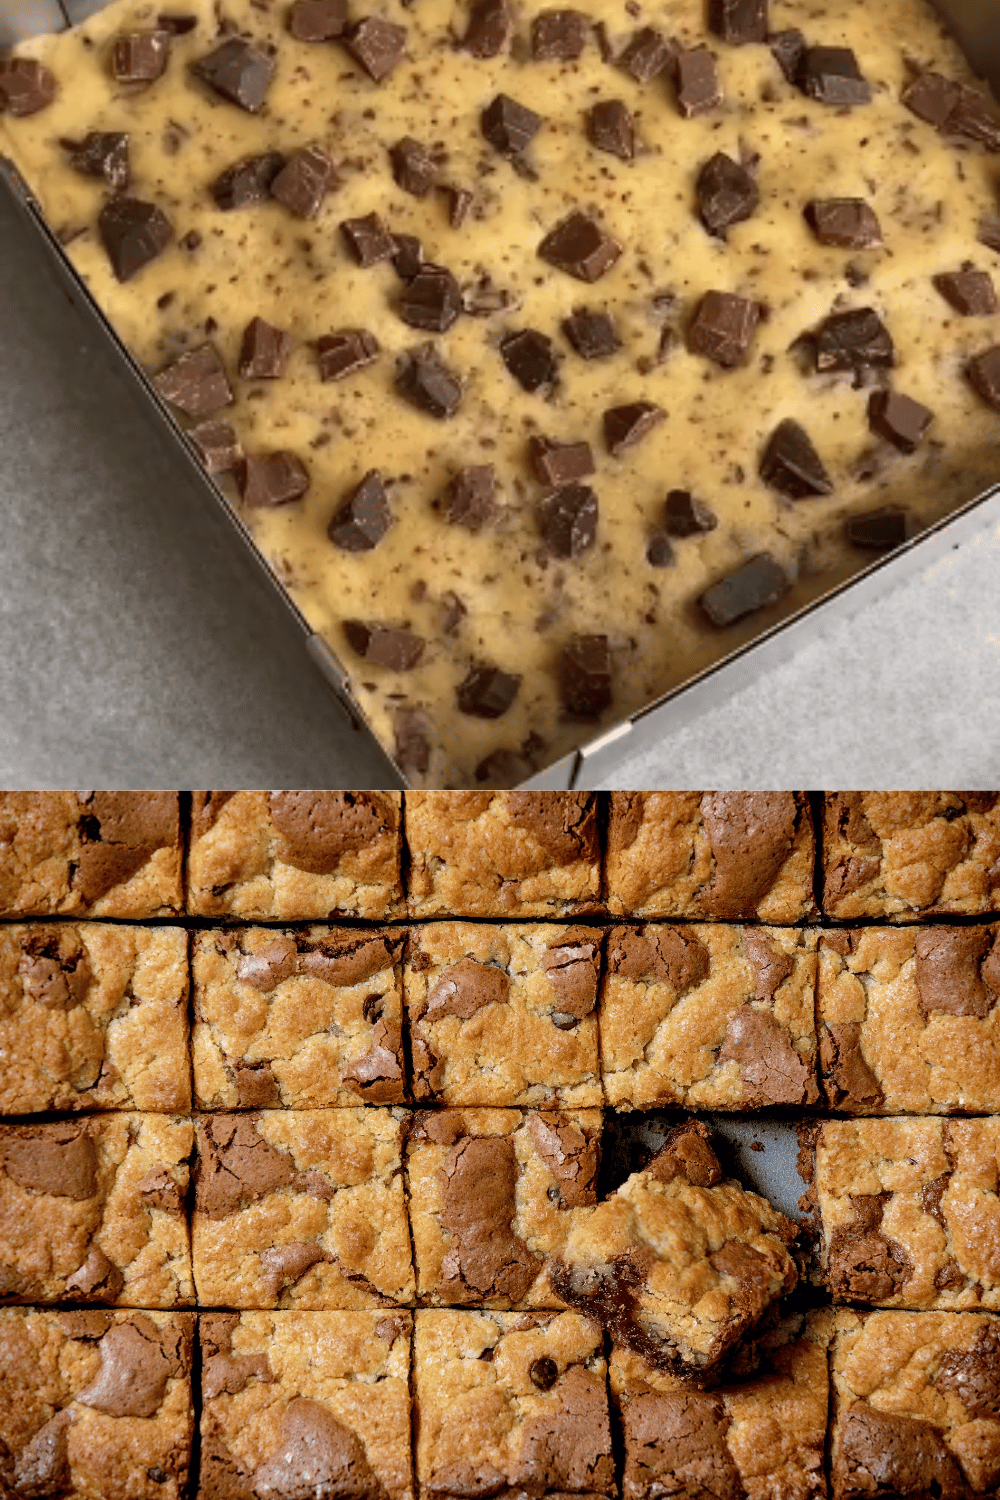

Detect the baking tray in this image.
[2,0,999,791]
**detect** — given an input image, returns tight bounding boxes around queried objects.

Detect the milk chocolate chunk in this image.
[532,10,590,60]
[539,212,622,281]
[529,437,594,486]
[239,318,291,379]
[665,489,717,536]
[676,48,722,117]
[933,269,998,316]
[527,1110,598,1200]
[500,329,557,391]
[936,1318,1000,1418]
[700,552,789,626]
[618,27,673,83]
[687,291,759,367]
[902,70,959,128]
[239,451,310,508]
[481,93,542,155]
[317,329,380,380]
[538,483,599,557]
[63,132,130,191]
[328,470,392,549]
[439,465,498,531]
[760,418,832,498]
[191,39,275,112]
[805,198,882,249]
[846,507,914,550]
[98,197,173,282]
[343,621,425,670]
[189,418,244,472]
[604,401,665,456]
[457,665,522,718]
[709,0,768,44]
[154,343,232,419]
[768,28,805,82]
[646,532,674,567]
[815,307,894,378]
[344,17,407,81]
[798,46,871,107]
[271,145,335,218]
[867,390,933,452]
[696,152,759,237]
[0,59,56,117]
[390,136,437,197]
[289,0,349,40]
[462,0,512,57]
[586,100,634,161]
[396,344,463,418]
[111,30,170,83]
[968,346,1000,410]
[562,307,620,358]
[392,234,424,280]
[211,151,285,209]
[398,264,463,332]
[559,635,612,718]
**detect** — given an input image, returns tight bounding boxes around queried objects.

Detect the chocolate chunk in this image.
[500,329,558,392]
[239,318,291,379]
[696,152,759,237]
[70,793,178,904]
[646,533,674,567]
[439,1136,540,1299]
[457,665,521,718]
[768,28,805,82]
[259,1243,327,1299]
[254,1399,385,1500]
[425,960,511,1021]
[98,197,173,282]
[343,621,425,670]
[156,14,198,34]
[63,132,130,191]
[915,928,999,1020]
[719,1007,814,1107]
[562,307,620,357]
[531,10,590,60]
[798,46,871,107]
[394,709,431,776]
[191,39,275,112]
[539,212,622,282]
[760,419,832,498]
[328,471,392,549]
[617,27,673,83]
[238,452,310,508]
[676,48,722,117]
[805,198,882,249]
[288,0,349,40]
[833,1403,963,1500]
[3,1125,96,1199]
[445,186,474,228]
[529,437,594,486]
[189,419,244,473]
[0,58,56,116]
[527,1109,598,1204]
[538,483,598,558]
[968,346,1000,410]
[815,307,894,377]
[317,329,380,380]
[462,0,512,56]
[271,145,335,218]
[344,17,407,81]
[398,264,463,332]
[341,211,396,266]
[390,136,437,197]
[586,100,634,160]
[439,466,498,531]
[846,507,914,551]
[867,390,932,453]
[559,635,612,718]
[110,31,170,83]
[396,345,463,418]
[708,0,768,44]
[902,70,959,128]
[949,85,1000,151]
[664,489,717,536]
[933,269,998,316]
[481,93,542,155]
[604,401,665,455]
[700,552,789,626]
[686,291,759,367]
[211,151,285,209]
[77,1319,184,1417]
[391,234,424,280]
[154,343,232,419]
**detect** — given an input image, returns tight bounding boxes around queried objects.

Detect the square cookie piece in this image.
[814,1117,1000,1310]
[0,1307,194,1500]
[187,791,403,919]
[0,1114,193,1306]
[406,924,602,1107]
[601,924,819,1110]
[611,1309,833,1500]
[0,923,190,1114]
[193,928,405,1109]
[191,1109,414,1308]
[831,1310,1000,1500]
[606,792,816,920]
[414,1309,614,1499]
[404,793,601,916]
[818,927,1000,1112]
[199,1311,413,1500]
[0,792,182,917]
[822,792,1000,920]
[406,1108,602,1308]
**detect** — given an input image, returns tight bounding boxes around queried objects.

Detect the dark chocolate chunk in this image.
[967,346,1000,411]
[239,451,310,508]
[156,15,198,34]
[189,419,244,473]
[676,47,722,117]
[760,419,832,498]
[617,27,673,83]
[481,94,542,155]
[394,708,431,776]
[696,152,759,237]
[110,31,170,83]
[700,553,789,626]
[500,329,558,392]
[531,10,590,60]
[271,146,335,218]
[445,186,473,228]
[462,0,512,57]
[191,39,275,112]
[440,593,466,636]
[391,234,424,280]
[328,471,392,549]
[708,0,768,45]
[239,318,292,379]
[933,269,997,316]
[768,28,805,82]
[538,212,622,282]
[603,401,665,456]
[805,198,882,249]
[398,264,463,332]
[457,665,521,718]
[902,70,958,128]
[979,220,1000,254]
[949,85,1000,151]
[210,152,285,209]
[340,212,396,266]
[646,533,674,567]
[814,307,894,377]
[537,484,599,557]
[154,343,232,418]
[562,307,620,357]
[396,345,463,418]
[288,0,349,40]
[664,489,717,536]
[343,621,425,670]
[390,136,437,197]
[63,133,130,191]
[586,100,634,161]
[439,466,498,531]
[0,59,56,116]
[867,390,933,453]
[559,635,612,718]
[686,291,759,367]
[846,507,914,551]
[528,437,594,486]
[798,46,871,107]
[98,197,173,282]
[344,17,407,81]
[317,329,380,380]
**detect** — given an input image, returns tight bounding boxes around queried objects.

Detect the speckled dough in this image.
[0,923,191,1115]
[5,4,1000,784]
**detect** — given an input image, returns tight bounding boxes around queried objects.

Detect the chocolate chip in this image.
[328,471,392,549]
[344,17,407,81]
[603,401,665,455]
[538,484,598,557]
[559,635,612,718]
[814,307,894,378]
[457,665,521,718]
[317,329,380,380]
[586,100,634,160]
[700,552,789,626]
[390,136,437,197]
[617,27,673,83]
[341,212,396,266]
[902,70,958,128]
[0,59,56,116]
[768,28,805,81]
[933,269,997,316]
[63,133,130,191]
[529,437,594,486]
[288,0,349,40]
[867,389,933,452]
[481,93,542,155]
[529,1356,559,1390]
[708,0,768,44]
[760,419,832,498]
[967,346,1000,411]
[538,212,621,282]
[686,291,759,367]
[189,419,244,473]
[110,31,170,83]
[271,145,335,218]
[500,329,557,391]
[239,318,291,379]
[445,187,473,228]
[396,345,463,418]
[562,307,620,357]
[239,451,310,508]
[531,10,590,60]
[191,39,275,112]
[676,47,722,117]
[154,343,232,418]
[439,466,498,531]
[696,152,759,237]
[805,198,882,249]
[797,46,871,107]
[462,0,512,56]
[398,264,463,332]
[343,621,425,670]
[948,85,1000,150]
[211,152,286,209]
[98,197,173,282]
[664,489,717,536]
[646,533,674,567]
[845,507,914,550]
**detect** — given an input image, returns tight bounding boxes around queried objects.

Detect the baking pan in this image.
[2,0,999,790]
